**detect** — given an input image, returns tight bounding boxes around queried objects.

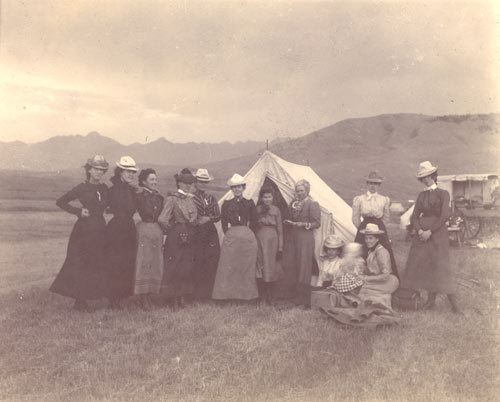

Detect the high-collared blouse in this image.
[288,197,321,229]
[193,189,221,224]
[256,204,283,250]
[411,187,450,233]
[158,191,198,232]
[365,244,392,275]
[56,181,108,217]
[220,197,256,233]
[136,188,164,223]
[352,192,391,228]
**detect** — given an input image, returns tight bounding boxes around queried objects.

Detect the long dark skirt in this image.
[162,223,196,298]
[403,216,455,294]
[354,217,399,278]
[50,216,107,300]
[105,217,137,300]
[281,227,317,304]
[192,222,220,300]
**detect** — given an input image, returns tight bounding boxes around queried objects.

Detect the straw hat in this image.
[323,234,345,249]
[195,168,214,182]
[85,155,109,170]
[360,223,385,235]
[227,173,246,187]
[416,161,438,178]
[116,156,138,172]
[365,171,384,183]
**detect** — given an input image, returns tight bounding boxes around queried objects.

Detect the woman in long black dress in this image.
[50,155,109,311]
[106,156,138,310]
[403,161,461,313]
[192,168,221,301]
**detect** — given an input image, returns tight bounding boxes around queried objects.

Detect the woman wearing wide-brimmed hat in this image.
[134,168,164,310]
[50,155,110,311]
[403,161,461,313]
[352,171,398,278]
[357,223,399,309]
[192,168,221,301]
[282,179,321,306]
[105,156,139,309]
[212,173,259,301]
[158,168,198,309]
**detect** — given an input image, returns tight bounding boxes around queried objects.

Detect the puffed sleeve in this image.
[210,194,221,223]
[276,207,283,251]
[309,201,321,229]
[383,196,391,224]
[431,190,451,233]
[56,184,83,216]
[158,196,175,232]
[375,247,392,274]
[411,193,423,232]
[352,196,361,228]
[220,200,229,234]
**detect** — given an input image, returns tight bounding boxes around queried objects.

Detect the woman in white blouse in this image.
[352,171,398,277]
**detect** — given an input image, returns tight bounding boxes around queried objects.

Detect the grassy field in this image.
[0,200,499,402]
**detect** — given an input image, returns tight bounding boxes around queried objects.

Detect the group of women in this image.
[50,154,461,316]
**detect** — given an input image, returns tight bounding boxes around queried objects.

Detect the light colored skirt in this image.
[256,226,283,282]
[358,274,399,309]
[134,221,164,295]
[212,226,259,300]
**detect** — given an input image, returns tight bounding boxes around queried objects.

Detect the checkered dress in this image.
[331,273,364,293]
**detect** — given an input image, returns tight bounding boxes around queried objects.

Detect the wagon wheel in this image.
[462,216,482,240]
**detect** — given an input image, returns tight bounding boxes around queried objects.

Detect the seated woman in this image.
[358,223,399,309]
[316,234,344,288]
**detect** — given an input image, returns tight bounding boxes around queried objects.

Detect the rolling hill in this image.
[0,113,498,204]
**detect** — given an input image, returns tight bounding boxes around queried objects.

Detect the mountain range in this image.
[0,113,499,203]
[0,133,270,171]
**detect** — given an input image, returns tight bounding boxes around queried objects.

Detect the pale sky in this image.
[0,0,498,144]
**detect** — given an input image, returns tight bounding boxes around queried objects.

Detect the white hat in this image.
[116,156,138,172]
[416,161,438,178]
[196,168,214,182]
[227,173,246,187]
[323,234,345,249]
[360,223,385,235]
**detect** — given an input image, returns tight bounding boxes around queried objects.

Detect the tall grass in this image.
[0,209,499,401]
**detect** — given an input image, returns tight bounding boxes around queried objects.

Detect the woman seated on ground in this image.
[316,234,344,288]
[358,223,399,309]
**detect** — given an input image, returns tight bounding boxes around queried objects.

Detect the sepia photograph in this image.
[0,0,499,401]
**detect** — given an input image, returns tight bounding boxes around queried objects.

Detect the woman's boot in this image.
[423,292,437,310]
[447,294,463,314]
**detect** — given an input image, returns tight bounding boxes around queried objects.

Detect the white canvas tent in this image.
[216,151,357,265]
